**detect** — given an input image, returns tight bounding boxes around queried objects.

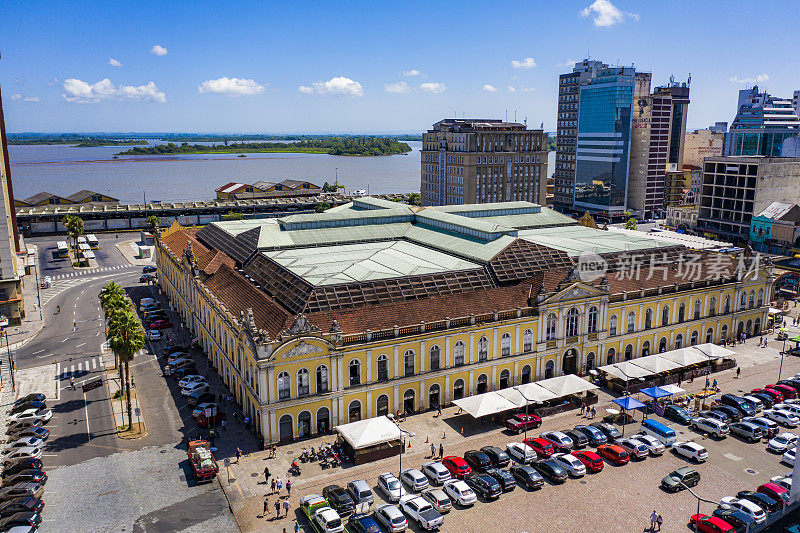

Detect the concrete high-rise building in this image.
[684,127,725,168]
[420,119,547,206]
[0,86,24,325]
[725,86,800,156]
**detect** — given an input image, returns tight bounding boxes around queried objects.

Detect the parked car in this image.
[2,449,42,466]
[1,471,47,488]
[551,453,586,477]
[420,462,451,485]
[139,274,156,283]
[590,421,622,440]
[742,416,779,438]
[142,265,157,273]
[0,459,43,478]
[7,402,46,417]
[420,488,451,514]
[0,484,44,502]
[8,409,51,425]
[769,475,792,491]
[778,379,800,393]
[742,395,765,411]
[672,441,708,462]
[12,395,45,408]
[562,429,588,449]
[191,402,218,418]
[523,437,555,458]
[171,366,200,381]
[571,450,604,473]
[712,509,756,532]
[720,394,756,417]
[377,473,407,502]
[660,466,699,492]
[346,480,375,509]
[509,464,544,489]
[690,417,729,438]
[181,382,210,397]
[483,468,516,491]
[737,490,782,513]
[774,403,800,418]
[348,514,381,533]
[162,345,189,356]
[539,431,573,452]
[631,434,665,455]
[8,427,48,442]
[165,358,194,374]
[769,384,797,400]
[506,442,536,464]
[698,410,731,424]
[689,514,736,533]
[480,446,510,467]
[763,408,799,427]
[719,498,766,524]
[441,456,471,480]
[399,469,429,492]
[714,405,743,422]
[614,438,649,459]
[0,497,44,518]
[757,483,790,506]
[323,485,355,516]
[463,450,492,472]
[398,495,443,530]
[186,391,215,407]
[781,446,796,465]
[663,405,693,425]
[531,459,568,483]
[463,474,502,499]
[178,375,206,388]
[442,480,476,507]
[149,319,173,330]
[748,392,775,409]
[596,444,630,466]
[147,329,161,341]
[573,424,607,446]
[0,512,41,531]
[753,388,784,403]
[373,503,407,533]
[3,439,44,453]
[503,413,542,433]
[728,421,763,442]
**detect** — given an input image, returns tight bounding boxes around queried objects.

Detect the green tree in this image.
[108,308,145,430]
[407,193,421,206]
[62,214,84,253]
[146,215,160,232]
[99,282,129,401]
[623,211,638,230]
[315,202,331,213]
[222,210,243,221]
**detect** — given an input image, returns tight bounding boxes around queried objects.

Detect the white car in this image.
[2,446,42,463]
[178,375,206,388]
[690,417,729,438]
[397,495,443,530]
[775,403,800,417]
[421,461,451,485]
[764,408,800,427]
[192,402,218,418]
[743,395,765,411]
[719,497,767,524]
[3,437,44,451]
[147,329,161,341]
[539,431,573,451]
[632,434,666,455]
[181,382,210,397]
[551,452,586,477]
[400,468,429,491]
[672,441,708,462]
[768,432,798,453]
[377,473,407,502]
[506,442,537,464]
[374,503,407,533]
[782,447,796,465]
[442,479,476,507]
[9,408,52,424]
[615,438,649,459]
[139,298,155,311]
[312,507,345,533]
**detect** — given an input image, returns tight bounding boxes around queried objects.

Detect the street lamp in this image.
[680,482,717,533]
[514,386,539,444]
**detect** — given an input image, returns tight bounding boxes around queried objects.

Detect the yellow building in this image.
[155,198,771,445]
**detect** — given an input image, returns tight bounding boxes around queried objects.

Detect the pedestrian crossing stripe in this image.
[61,356,104,378]
[51,264,140,280]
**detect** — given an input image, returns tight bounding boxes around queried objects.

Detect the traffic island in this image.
[102,351,147,439]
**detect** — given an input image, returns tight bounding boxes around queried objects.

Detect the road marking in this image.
[95,332,100,337]
[61,338,67,343]
[70,364,75,375]
[55,362,61,400]
[76,342,86,348]
[92,358,97,370]
[84,390,91,440]
[32,349,44,354]
[724,453,743,461]
[41,454,58,457]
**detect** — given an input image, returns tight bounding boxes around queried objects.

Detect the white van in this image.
[139,298,156,311]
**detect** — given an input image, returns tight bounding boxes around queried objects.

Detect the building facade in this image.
[156,197,770,445]
[725,86,800,157]
[684,128,725,167]
[750,202,800,255]
[0,86,24,325]
[420,119,547,206]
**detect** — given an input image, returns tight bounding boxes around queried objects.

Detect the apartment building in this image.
[725,86,800,156]
[420,119,548,206]
[0,86,24,325]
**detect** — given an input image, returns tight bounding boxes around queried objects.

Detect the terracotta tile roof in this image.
[202,251,236,275]
[162,228,226,274]
[205,263,291,338]
[305,269,570,334]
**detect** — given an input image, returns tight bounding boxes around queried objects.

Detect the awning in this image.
[628,355,682,374]
[513,382,559,403]
[495,388,530,408]
[659,384,685,395]
[597,361,653,381]
[536,374,599,396]
[657,348,709,367]
[613,396,646,410]
[690,343,735,359]
[333,415,401,450]
[453,392,517,418]
[639,386,672,399]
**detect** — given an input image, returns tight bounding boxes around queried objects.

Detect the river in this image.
[8,141,555,204]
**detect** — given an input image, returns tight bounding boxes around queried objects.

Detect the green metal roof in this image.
[256,219,412,249]
[477,208,579,230]
[262,240,480,286]
[207,219,269,236]
[278,206,414,230]
[435,201,541,215]
[518,225,672,256]
[403,225,515,263]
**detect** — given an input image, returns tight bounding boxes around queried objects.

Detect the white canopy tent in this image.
[689,343,735,359]
[597,360,653,381]
[334,415,401,450]
[514,382,559,403]
[536,374,599,397]
[453,392,517,418]
[659,384,686,395]
[627,354,682,374]
[658,348,710,367]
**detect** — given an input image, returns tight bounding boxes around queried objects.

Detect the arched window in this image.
[453,379,465,400]
[721,324,728,340]
[586,352,596,370]
[521,365,532,384]
[624,344,633,360]
[757,288,764,307]
[316,365,329,393]
[429,345,441,371]
[566,308,579,337]
[609,315,618,336]
[746,319,753,336]
[748,291,755,309]
[546,314,557,340]
[477,374,489,394]
[627,311,636,333]
[377,354,388,381]
[349,359,361,387]
[706,327,714,343]
[545,360,555,379]
[659,337,667,353]
[348,400,362,423]
[675,333,683,348]
[376,394,389,416]
[499,369,511,389]
[644,308,653,330]
[523,329,533,352]
[690,330,699,346]
[297,368,310,396]
[277,371,290,400]
[606,348,616,365]
[454,341,465,366]
[724,295,731,313]
[694,299,701,319]
[678,303,686,322]
[662,305,670,326]
[709,297,717,316]
[478,336,488,361]
[642,341,650,357]
[740,292,747,310]
[404,350,415,377]
[297,410,311,438]
[587,307,598,334]
[501,333,511,356]
[403,389,415,413]
[754,317,761,335]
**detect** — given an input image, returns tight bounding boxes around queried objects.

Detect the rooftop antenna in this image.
[524,116,527,126]
[505,110,508,122]
[688,73,692,87]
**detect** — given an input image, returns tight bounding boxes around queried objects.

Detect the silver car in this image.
[346,479,374,508]
[374,503,407,533]
[421,488,451,514]
[421,461,451,484]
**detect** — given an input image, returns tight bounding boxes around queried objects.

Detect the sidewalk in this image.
[101,344,146,438]
[116,239,155,267]
[3,263,46,352]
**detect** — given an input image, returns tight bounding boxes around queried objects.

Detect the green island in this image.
[116,137,413,157]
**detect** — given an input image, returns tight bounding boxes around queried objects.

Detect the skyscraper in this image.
[0,85,24,325]
[725,86,800,156]
[420,119,547,206]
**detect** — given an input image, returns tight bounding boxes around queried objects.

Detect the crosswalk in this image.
[59,356,104,381]
[42,266,141,305]
[51,264,137,280]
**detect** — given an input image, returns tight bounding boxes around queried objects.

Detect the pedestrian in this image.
[656,514,662,531]
[650,510,658,531]
[294,523,299,533]
[277,478,283,493]
[736,366,741,378]
[592,406,596,418]
[275,499,281,517]
[439,443,443,458]
[283,500,290,516]
[272,444,277,458]
[713,378,717,390]
[221,418,226,431]
[580,403,584,415]
[271,478,276,493]
[245,416,250,427]
[264,466,271,484]
[263,496,269,516]
[131,376,135,388]
[437,404,442,417]
[430,443,435,457]
[236,447,242,463]
[287,479,292,496]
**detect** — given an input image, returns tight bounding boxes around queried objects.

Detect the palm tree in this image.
[108,308,145,430]
[62,214,84,254]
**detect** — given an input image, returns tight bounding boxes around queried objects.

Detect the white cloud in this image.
[9,94,21,101]
[729,73,769,84]
[23,96,40,102]
[419,82,445,94]
[47,77,60,87]
[580,0,637,27]
[385,81,411,94]
[402,69,420,77]
[507,86,516,93]
[150,44,168,56]
[198,77,265,96]
[521,87,535,92]
[511,57,537,69]
[557,58,578,67]
[62,78,166,103]
[299,76,364,96]
[482,84,498,93]
[108,58,123,67]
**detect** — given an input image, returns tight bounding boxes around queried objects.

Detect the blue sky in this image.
[2,0,798,134]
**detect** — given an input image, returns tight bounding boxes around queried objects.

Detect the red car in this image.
[769,384,797,399]
[150,319,174,329]
[523,437,555,458]
[504,413,542,433]
[571,450,604,473]
[688,514,734,533]
[757,482,790,505]
[442,456,472,479]
[596,444,629,466]
[753,388,784,403]
[197,411,226,427]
